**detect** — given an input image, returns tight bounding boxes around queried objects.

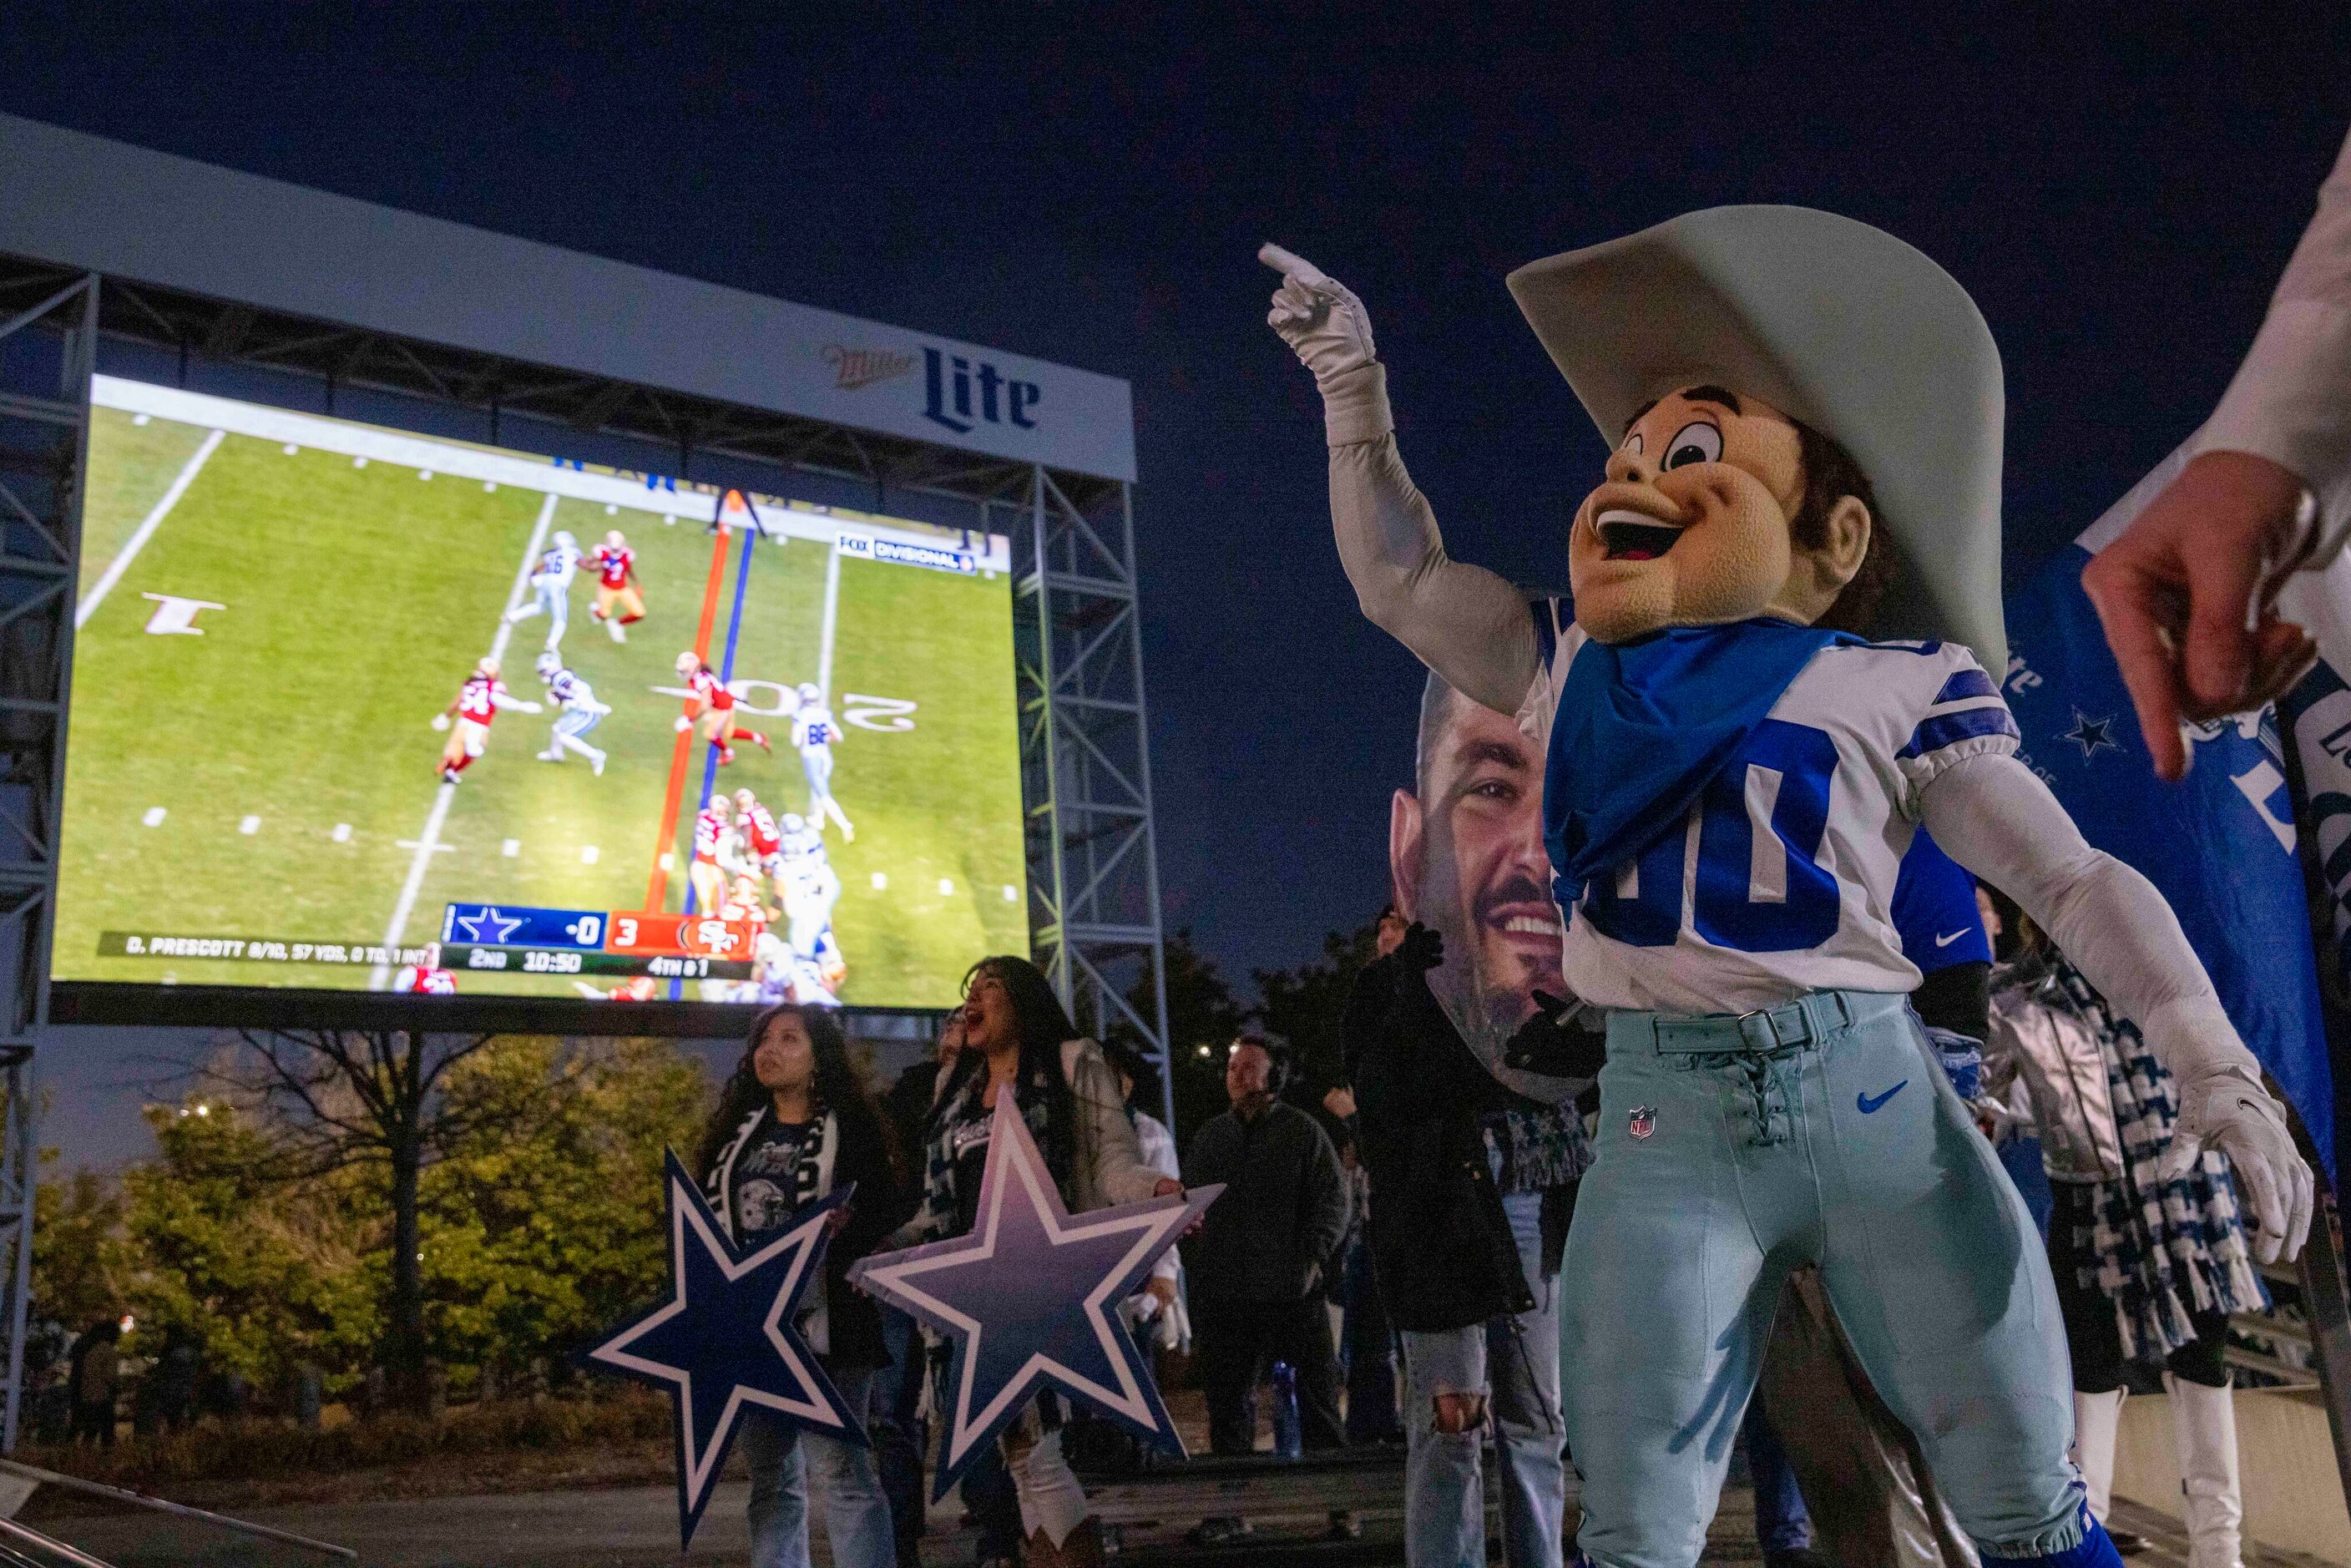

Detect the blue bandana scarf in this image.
[1544,618,1858,904]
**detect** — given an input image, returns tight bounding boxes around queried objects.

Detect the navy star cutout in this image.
[850,1095,1221,1498]
[585,1151,863,1548]
[2062,708,2120,761]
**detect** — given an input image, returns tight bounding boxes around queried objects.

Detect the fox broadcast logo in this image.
[822,343,1043,438]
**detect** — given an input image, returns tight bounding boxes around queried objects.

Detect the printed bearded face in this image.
[1568,385,1850,643]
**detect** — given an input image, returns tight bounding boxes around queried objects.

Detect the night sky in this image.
[5,6,2347,1161]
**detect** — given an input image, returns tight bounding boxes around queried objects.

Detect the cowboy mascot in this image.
[1261,210,2313,1568]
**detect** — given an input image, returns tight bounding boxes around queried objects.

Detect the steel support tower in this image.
[0,266,95,1452]
[1009,470,1172,1127]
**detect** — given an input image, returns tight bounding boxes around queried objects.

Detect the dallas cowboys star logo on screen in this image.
[849,1095,1220,1497]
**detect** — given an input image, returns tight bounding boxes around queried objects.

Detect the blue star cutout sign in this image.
[585,1151,863,1548]
[2063,708,2120,760]
[849,1095,1221,1499]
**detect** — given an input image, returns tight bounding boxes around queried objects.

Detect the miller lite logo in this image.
[822,345,917,392]
[1627,1105,1656,1141]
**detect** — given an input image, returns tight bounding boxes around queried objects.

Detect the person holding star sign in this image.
[897,956,1184,1568]
[1263,211,2313,1568]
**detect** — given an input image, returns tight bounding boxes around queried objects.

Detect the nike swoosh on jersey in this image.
[1933,929,1968,948]
[1857,1080,1909,1115]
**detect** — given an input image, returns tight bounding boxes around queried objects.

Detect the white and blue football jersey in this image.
[791,707,840,756]
[1523,617,2019,1013]
[535,541,583,586]
[549,669,600,711]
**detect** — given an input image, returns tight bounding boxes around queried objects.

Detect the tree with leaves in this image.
[417,1038,705,1386]
[178,1028,527,1413]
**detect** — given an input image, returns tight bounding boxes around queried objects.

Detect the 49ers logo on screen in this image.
[605,912,756,959]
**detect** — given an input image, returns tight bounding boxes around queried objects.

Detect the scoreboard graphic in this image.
[437,903,760,981]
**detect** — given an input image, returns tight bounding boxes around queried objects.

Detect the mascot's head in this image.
[1570,382,1888,644]
[1509,206,2007,670]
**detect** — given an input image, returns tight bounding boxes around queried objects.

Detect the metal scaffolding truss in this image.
[0,262,96,1451]
[1009,469,1171,1126]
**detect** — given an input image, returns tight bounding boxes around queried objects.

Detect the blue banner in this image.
[2001,544,2335,1177]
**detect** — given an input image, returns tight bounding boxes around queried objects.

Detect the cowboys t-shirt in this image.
[734,1115,817,1241]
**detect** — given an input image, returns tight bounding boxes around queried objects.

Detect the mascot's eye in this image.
[1622,432,1644,456]
[1663,422,1722,470]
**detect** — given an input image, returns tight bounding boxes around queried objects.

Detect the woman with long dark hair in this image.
[698,1003,905,1568]
[900,955,1179,1568]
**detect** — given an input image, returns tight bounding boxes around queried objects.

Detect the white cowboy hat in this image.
[1506,205,2007,675]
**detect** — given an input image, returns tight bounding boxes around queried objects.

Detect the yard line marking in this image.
[238,815,260,835]
[938,878,955,896]
[331,823,352,842]
[871,872,887,890]
[580,846,599,865]
[501,838,520,857]
[368,491,559,989]
[396,838,454,853]
[76,427,225,629]
[817,533,842,699]
[141,807,166,827]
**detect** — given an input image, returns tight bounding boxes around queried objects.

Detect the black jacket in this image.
[1342,943,1554,1334]
[705,1095,905,1371]
[1181,1100,1351,1304]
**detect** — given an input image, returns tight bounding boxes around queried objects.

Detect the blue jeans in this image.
[740,1366,898,1568]
[1742,1404,1812,1555]
[1400,1189,1567,1568]
[868,1308,927,1547]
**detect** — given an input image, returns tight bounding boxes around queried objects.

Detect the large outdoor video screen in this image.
[53,376,1028,1017]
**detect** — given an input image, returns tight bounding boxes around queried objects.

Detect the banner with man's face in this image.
[1388,672,1576,1104]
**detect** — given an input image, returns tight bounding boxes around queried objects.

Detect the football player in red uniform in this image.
[731,787,786,898]
[688,793,736,916]
[588,529,646,642]
[392,941,458,994]
[430,656,539,783]
[673,652,771,765]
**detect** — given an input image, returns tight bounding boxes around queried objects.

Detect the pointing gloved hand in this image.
[1260,244,1378,389]
[2148,997,2315,1263]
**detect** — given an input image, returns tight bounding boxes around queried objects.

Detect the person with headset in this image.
[1180,1032,1353,1460]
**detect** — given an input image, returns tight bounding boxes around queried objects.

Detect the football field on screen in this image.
[53,401,1029,1006]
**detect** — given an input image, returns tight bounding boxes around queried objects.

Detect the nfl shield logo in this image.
[1628,1105,1656,1141]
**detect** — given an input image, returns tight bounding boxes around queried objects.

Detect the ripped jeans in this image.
[1399,1190,1566,1568]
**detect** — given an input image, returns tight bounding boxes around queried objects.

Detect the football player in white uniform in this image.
[1267,224,2312,1568]
[503,529,583,650]
[775,810,845,966]
[533,651,610,773]
[790,682,854,840]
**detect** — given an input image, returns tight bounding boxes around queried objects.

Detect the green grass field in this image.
[53,400,1029,1008]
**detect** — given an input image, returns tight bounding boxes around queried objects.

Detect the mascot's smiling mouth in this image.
[1595,508,1685,562]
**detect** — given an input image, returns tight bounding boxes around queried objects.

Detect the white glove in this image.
[1259,243,1378,390]
[674,715,693,733]
[430,713,450,731]
[517,701,543,714]
[2148,998,2314,1263]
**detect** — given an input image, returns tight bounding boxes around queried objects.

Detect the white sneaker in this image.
[537,750,563,762]
[589,751,606,776]
[609,621,626,644]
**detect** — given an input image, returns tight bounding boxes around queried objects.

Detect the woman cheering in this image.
[699,1004,906,1568]
[902,957,1179,1568]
